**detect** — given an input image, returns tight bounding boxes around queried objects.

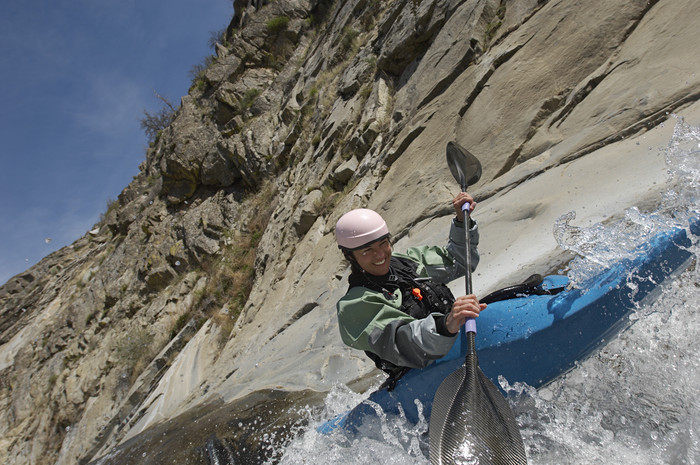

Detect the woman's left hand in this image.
[445,294,486,334]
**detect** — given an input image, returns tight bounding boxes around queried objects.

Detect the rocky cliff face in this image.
[1,0,699,464]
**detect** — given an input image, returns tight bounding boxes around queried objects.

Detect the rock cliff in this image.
[1,0,699,463]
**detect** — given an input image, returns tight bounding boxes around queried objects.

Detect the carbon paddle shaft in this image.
[430,144,527,464]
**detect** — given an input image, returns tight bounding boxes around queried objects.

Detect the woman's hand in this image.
[445,294,486,334]
[452,192,476,222]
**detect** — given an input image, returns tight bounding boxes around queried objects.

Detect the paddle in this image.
[429,142,527,464]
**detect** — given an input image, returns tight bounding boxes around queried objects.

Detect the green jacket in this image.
[336,219,479,369]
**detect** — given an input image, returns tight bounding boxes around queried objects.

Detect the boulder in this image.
[293,189,324,236]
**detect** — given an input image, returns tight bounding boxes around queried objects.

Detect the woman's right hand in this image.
[445,294,486,334]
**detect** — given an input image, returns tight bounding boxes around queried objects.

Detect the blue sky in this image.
[0,1,234,285]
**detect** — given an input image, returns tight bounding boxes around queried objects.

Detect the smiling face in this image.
[351,237,392,276]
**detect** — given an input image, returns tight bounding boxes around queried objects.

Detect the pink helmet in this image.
[335,208,390,250]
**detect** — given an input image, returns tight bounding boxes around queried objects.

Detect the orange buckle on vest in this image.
[412,288,423,301]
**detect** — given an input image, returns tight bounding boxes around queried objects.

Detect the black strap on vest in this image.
[348,256,456,317]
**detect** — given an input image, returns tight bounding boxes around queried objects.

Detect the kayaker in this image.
[335,193,485,382]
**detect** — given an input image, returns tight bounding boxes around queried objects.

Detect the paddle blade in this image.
[429,351,527,464]
[446,142,482,189]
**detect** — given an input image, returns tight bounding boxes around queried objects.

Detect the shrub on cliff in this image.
[140,92,177,143]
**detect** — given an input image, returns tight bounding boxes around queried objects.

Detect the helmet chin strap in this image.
[343,250,363,273]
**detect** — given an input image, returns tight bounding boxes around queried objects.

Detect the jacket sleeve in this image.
[400,218,480,284]
[336,287,457,368]
[367,316,457,368]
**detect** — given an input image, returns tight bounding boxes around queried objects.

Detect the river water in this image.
[270,117,700,464]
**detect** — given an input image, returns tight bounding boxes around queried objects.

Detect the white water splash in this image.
[513,259,700,464]
[555,116,700,288]
[268,382,430,465]
[512,116,700,464]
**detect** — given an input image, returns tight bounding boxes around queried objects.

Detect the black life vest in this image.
[347,255,456,384]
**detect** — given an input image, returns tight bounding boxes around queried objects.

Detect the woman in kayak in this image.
[335,193,486,379]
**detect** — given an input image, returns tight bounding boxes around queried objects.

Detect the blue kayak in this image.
[319,218,699,434]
